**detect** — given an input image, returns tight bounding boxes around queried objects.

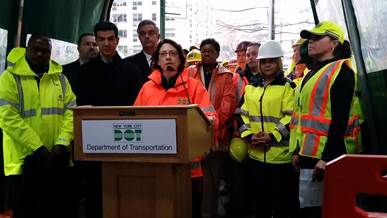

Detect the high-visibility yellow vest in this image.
[237,75,295,164]
[289,59,362,159]
[0,48,76,175]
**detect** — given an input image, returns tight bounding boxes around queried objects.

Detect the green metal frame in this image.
[341,0,382,153]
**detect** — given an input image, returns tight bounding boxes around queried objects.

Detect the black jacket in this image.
[78,53,143,106]
[62,60,81,101]
[126,51,151,82]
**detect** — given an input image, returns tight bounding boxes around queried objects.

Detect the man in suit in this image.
[62,33,98,98]
[126,20,160,81]
[77,21,143,218]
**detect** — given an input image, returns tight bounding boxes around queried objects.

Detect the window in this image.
[152,1,156,6]
[152,13,157,22]
[133,33,138,42]
[0,28,7,72]
[165,33,175,38]
[133,13,142,22]
[118,30,127,38]
[112,14,127,22]
[133,0,142,9]
[118,45,129,57]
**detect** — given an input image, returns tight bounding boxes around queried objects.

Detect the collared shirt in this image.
[143,51,152,67]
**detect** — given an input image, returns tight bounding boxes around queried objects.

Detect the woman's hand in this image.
[292,154,300,172]
[313,159,326,182]
[251,132,272,146]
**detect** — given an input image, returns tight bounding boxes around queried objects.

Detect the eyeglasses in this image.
[159,50,178,57]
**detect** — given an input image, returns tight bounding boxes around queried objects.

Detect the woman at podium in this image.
[134,38,218,218]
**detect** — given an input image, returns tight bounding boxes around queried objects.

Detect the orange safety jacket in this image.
[134,68,218,178]
[188,63,236,151]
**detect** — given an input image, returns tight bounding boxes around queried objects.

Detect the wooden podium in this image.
[73,105,213,218]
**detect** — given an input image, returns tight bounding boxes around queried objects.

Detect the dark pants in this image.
[11,165,78,218]
[248,158,299,218]
[192,177,203,218]
[201,151,232,218]
[76,161,102,218]
[229,160,253,218]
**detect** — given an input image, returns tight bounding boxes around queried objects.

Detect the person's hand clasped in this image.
[251,132,272,146]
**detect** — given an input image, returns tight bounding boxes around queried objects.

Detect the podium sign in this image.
[82,119,177,154]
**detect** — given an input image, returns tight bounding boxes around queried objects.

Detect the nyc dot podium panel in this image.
[73,105,213,218]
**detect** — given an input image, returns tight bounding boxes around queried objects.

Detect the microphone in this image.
[166,65,191,104]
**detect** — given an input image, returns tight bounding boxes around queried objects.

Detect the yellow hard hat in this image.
[222,59,229,67]
[229,137,248,162]
[300,21,345,44]
[186,49,201,63]
[292,38,306,47]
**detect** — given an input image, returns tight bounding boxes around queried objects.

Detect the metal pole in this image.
[268,0,275,40]
[310,0,319,24]
[15,0,24,47]
[160,0,165,40]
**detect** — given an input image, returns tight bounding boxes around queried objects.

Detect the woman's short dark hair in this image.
[151,39,186,73]
[200,38,220,53]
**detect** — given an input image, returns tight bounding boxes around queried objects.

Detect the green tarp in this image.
[0,0,108,51]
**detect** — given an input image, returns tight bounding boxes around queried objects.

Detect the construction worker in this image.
[286,38,309,86]
[235,41,251,73]
[134,38,218,218]
[186,49,201,67]
[228,41,262,217]
[188,38,236,218]
[0,33,77,218]
[289,21,362,218]
[235,40,299,218]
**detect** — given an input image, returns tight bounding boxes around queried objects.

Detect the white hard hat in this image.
[257,40,284,59]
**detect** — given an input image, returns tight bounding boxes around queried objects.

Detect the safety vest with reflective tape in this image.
[236,75,295,164]
[289,59,362,159]
[0,47,76,175]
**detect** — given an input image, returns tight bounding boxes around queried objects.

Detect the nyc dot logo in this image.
[113,123,143,142]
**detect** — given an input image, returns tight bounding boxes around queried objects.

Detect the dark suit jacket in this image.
[126,50,151,82]
[62,60,81,101]
[78,53,143,106]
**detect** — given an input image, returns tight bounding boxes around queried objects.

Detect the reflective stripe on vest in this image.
[41,107,64,115]
[0,99,19,109]
[239,123,250,133]
[59,73,66,100]
[66,99,77,108]
[13,75,26,117]
[235,108,249,116]
[11,73,68,118]
[236,76,244,103]
[249,115,280,124]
